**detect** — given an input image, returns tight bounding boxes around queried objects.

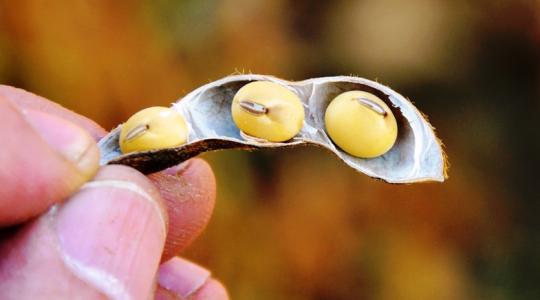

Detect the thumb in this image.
[0,165,167,300]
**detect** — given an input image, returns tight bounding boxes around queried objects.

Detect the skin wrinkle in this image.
[163,184,191,203]
[60,253,131,300]
[79,180,167,235]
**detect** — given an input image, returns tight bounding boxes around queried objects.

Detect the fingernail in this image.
[23,110,98,177]
[190,279,229,300]
[158,257,210,299]
[55,166,166,300]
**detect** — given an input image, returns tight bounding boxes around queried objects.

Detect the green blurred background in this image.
[0,1,538,299]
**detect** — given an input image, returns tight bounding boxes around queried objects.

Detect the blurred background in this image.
[0,0,538,299]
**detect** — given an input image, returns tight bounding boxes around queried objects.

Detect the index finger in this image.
[0,96,100,225]
[0,86,218,259]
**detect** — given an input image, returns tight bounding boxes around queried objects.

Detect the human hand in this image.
[0,86,228,300]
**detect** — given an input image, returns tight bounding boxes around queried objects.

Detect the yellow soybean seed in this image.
[119,106,188,154]
[325,91,398,158]
[231,81,304,142]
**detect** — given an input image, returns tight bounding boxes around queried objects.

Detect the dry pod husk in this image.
[98,74,448,184]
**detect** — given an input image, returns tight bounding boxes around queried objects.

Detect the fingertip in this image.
[157,257,210,299]
[0,98,98,225]
[156,257,228,300]
[148,158,216,260]
[191,279,229,300]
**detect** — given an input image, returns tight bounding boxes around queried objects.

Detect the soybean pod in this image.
[98,74,448,184]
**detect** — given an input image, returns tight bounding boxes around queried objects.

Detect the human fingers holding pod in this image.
[0,164,226,300]
[0,92,100,225]
[0,86,227,300]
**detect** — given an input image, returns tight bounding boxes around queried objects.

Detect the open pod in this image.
[98,74,447,184]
